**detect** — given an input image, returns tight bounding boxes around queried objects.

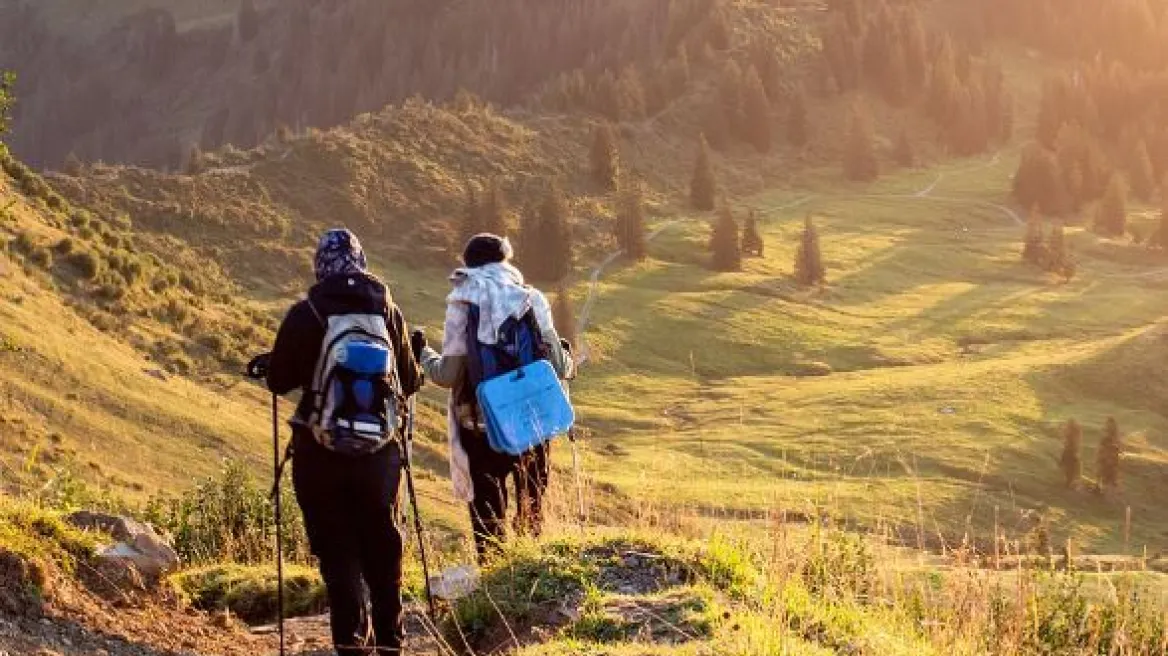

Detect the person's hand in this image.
[246,353,271,380]
[410,329,427,361]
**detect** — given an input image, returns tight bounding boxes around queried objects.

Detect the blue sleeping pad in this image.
[476,359,575,456]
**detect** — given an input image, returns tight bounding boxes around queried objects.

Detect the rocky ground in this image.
[0,608,449,656]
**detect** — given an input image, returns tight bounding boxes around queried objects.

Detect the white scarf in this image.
[447,262,552,343]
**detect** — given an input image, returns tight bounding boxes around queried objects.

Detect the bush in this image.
[171,564,326,624]
[143,460,309,565]
[53,238,75,255]
[28,245,52,268]
[68,250,103,280]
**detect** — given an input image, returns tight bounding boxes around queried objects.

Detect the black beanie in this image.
[462,233,512,268]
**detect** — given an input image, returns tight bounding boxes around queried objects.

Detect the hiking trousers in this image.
[461,428,551,560]
[292,428,404,655]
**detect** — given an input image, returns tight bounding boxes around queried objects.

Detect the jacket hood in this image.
[308,271,390,316]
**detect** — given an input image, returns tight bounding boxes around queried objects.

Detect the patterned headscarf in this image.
[314,228,368,281]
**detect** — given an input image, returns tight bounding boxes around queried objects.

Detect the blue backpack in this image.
[465,306,574,456]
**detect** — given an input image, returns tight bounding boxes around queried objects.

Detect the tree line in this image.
[822,0,1014,164]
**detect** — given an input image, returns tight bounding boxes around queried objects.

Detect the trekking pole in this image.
[569,429,586,530]
[246,355,286,655]
[402,394,437,617]
[271,392,286,656]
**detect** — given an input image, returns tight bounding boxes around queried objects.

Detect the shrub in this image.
[68,250,102,280]
[69,210,91,230]
[171,564,325,624]
[143,460,309,565]
[28,245,52,268]
[53,238,75,255]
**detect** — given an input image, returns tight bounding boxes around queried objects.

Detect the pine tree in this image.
[741,210,764,257]
[590,124,620,191]
[538,183,573,282]
[787,87,809,147]
[184,144,205,175]
[517,202,544,276]
[702,100,731,151]
[0,71,13,139]
[1155,175,1168,249]
[1130,140,1155,202]
[794,215,826,286]
[1095,174,1128,238]
[742,66,773,153]
[1059,419,1083,489]
[552,286,577,347]
[1014,145,1067,216]
[1045,222,1075,281]
[237,0,259,43]
[719,60,745,139]
[844,103,879,182]
[894,129,915,168]
[481,180,509,237]
[1096,417,1122,489]
[1022,207,1047,265]
[62,152,83,176]
[616,183,648,261]
[690,135,717,211]
[459,183,482,247]
[709,205,742,271]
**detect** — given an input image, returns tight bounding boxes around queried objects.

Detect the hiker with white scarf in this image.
[413,233,574,560]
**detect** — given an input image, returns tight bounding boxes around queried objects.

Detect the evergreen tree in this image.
[518,200,546,274]
[237,0,260,43]
[894,129,915,167]
[794,215,826,286]
[1155,175,1168,249]
[1022,207,1046,265]
[702,100,731,151]
[927,40,959,124]
[1095,174,1128,238]
[709,205,742,271]
[1130,140,1155,202]
[1059,419,1082,489]
[1045,222,1075,281]
[481,180,509,237]
[1096,417,1122,489]
[844,103,879,182]
[718,60,745,139]
[459,183,482,248]
[690,135,717,211]
[885,42,910,105]
[590,124,620,191]
[616,183,648,261]
[537,183,573,282]
[787,87,810,147]
[552,286,577,347]
[742,66,773,153]
[184,144,205,175]
[1014,145,1067,216]
[0,71,13,139]
[741,210,764,257]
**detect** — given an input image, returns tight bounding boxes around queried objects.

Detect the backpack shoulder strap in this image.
[306,298,326,328]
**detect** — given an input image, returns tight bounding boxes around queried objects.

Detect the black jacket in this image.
[267,272,422,421]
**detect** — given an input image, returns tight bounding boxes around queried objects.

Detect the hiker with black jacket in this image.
[260,228,422,655]
[412,233,574,560]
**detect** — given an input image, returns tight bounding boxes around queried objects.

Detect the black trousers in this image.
[461,429,551,560]
[292,428,404,655]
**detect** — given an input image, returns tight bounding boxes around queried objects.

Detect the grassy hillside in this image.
[571,150,1168,555]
